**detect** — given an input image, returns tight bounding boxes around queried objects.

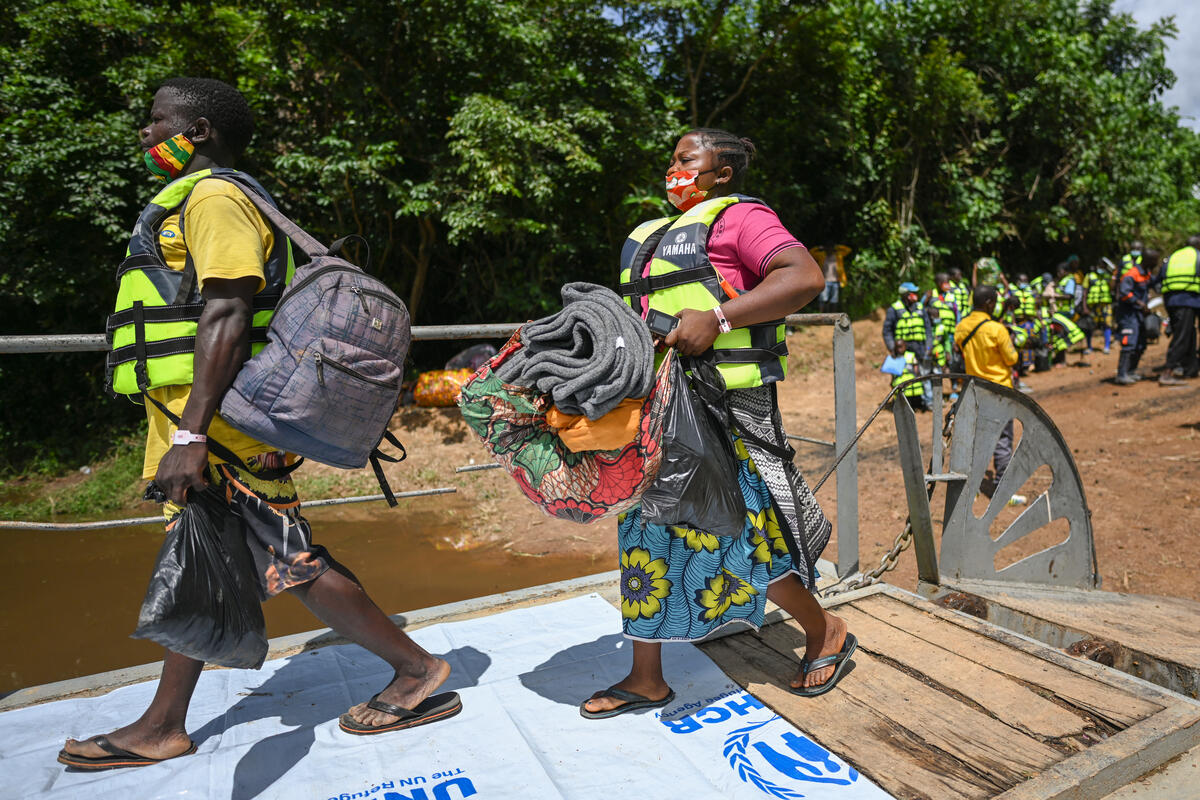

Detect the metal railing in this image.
[0,315,861,577]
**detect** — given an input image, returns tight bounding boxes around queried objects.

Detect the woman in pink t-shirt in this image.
[582,130,856,719]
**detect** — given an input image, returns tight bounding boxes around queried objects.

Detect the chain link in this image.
[822,520,914,597]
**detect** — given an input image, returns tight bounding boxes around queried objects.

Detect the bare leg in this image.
[767,573,848,689]
[61,650,202,760]
[581,640,672,714]
[289,565,449,727]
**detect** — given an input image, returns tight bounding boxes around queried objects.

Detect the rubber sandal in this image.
[790,632,858,698]
[338,691,462,735]
[579,686,676,719]
[57,735,197,771]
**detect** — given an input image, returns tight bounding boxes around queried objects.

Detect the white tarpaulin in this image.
[0,594,892,800]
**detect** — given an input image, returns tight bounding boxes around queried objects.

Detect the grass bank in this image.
[0,436,147,521]
[0,436,384,523]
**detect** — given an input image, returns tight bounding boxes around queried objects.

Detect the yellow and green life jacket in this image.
[929,294,958,330]
[618,195,787,389]
[1008,323,1029,349]
[951,280,971,315]
[892,351,923,398]
[1085,268,1113,305]
[1050,312,1084,351]
[105,168,294,396]
[1162,247,1200,294]
[1015,286,1038,318]
[889,300,929,344]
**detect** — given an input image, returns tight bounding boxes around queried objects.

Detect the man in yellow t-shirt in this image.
[141,177,280,478]
[60,78,458,773]
[954,285,1019,498]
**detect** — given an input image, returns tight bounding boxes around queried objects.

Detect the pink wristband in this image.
[713,305,732,334]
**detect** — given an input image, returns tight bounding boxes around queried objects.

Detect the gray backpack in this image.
[212,174,411,504]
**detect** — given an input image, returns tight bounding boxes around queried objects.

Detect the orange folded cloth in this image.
[546,397,645,452]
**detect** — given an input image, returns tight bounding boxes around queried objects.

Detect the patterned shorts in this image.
[162,459,330,598]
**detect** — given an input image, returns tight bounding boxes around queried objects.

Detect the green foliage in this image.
[2,0,1199,472]
[0,433,145,519]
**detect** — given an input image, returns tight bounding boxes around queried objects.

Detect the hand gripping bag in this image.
[208,175,411,504]
[458,331,674,524]
[132,484,268,669]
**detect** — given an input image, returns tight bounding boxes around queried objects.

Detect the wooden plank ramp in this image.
[699,583,1200,800]
[931,579,1200,699]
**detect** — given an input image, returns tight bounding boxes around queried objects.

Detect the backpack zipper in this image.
[313,350,398,388]
[351,284,403,314]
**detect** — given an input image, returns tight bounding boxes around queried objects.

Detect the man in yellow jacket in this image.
[955,285,1019,499]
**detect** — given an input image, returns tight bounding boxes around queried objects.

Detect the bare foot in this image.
[790,611,848,690]
[343,655,451,728]
[582,675,672,714]
[62,722,193,761]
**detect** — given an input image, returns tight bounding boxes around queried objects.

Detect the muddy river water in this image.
[1,505,603,694]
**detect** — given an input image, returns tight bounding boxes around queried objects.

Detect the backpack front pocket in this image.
[270,337,401,453]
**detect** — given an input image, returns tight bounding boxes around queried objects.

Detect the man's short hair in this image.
[1188,234,1200,249]
[973,284,998,311]
[158,77,254,156]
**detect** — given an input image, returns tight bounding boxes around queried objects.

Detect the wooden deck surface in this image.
[700,584,1200,800]
[941,579,1200,679]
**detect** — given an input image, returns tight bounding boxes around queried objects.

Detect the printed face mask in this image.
[665,168,715,212]
[143,130,196,182]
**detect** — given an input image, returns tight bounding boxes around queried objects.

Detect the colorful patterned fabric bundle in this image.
[459,331,672,523]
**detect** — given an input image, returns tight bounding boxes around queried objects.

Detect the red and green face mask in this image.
[665,168,715,212]
[143,130,196,182]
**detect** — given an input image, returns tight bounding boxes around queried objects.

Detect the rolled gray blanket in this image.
[495,282,654,419]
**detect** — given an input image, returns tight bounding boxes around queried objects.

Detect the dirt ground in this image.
[296,314,1200,603]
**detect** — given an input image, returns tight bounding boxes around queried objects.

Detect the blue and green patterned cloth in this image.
[617,435,796,641]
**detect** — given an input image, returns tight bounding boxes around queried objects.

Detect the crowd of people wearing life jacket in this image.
[878,237,1200,405]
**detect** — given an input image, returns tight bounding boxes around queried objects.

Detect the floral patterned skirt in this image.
[617,433,798,642]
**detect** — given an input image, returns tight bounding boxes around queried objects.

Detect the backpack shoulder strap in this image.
[196,173,332,262]
[958,316,994,350]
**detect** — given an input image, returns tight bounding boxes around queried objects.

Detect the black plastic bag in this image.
[639,356,746,537]
[132,484,268,669]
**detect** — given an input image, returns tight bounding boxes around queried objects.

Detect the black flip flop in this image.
[57,735,197,771]
[791,632,857,697]
[579,686,676,719]
[338,691,462,735]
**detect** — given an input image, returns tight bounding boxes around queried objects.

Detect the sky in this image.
[1113,0,1200,129]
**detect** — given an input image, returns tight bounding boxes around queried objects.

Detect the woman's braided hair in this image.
[685,128,756,190]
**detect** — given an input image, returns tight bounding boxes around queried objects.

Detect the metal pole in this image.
[0,314,845,355]
[831,314,860,578]
[786,434,836,448]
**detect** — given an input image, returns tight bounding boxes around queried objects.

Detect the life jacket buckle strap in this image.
[619,266,719,298]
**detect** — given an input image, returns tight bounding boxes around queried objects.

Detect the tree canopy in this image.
[2,0,1198,469]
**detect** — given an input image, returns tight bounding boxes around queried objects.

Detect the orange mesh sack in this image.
[414,369,474,407]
